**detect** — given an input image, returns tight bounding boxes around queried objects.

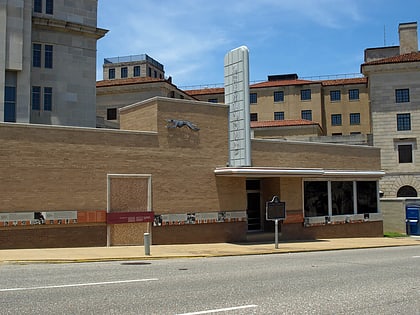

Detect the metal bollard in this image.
[144,232,151,256]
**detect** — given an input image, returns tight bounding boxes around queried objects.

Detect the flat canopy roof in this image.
[214,167,385,178]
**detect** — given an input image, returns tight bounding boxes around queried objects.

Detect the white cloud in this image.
[97,0,367,84]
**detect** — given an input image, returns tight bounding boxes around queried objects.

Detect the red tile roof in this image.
[96,77,166,87]
[251,119,319,128]
[362,51,420,66]
[250,79,315,88]
[321,77,367,86]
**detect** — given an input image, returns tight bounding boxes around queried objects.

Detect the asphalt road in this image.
[0,246,419,314]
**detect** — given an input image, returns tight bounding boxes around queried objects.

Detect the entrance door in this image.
[246,179,261,231]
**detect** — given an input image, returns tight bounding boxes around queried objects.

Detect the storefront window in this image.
[304,181,328,217]
[357,181,378,214]
[304,180,378,217]
[331,181,353,215]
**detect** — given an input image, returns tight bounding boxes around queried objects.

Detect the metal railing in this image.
[180,73,364,90]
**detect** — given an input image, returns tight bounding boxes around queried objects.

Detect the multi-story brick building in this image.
[187,75,370,140]
[1,0,107,127]
[97,54,195,127]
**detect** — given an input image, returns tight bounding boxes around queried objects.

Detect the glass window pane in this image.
[350,113,360,125]
[395,89,410,103]
[109,68,115,79]
[349,89,359,100]
[250,93,257,104]
[301,89,311,100]
[34,0,42,13]
[33,44,41,68]
[397,113,411,131]
[46,0,53,14]
[274,91,284,102]
[357,181,378,213]
[121,67,128,78]
[301,110,312,120]
[331,114,342,126]
[274,111,284,120]
[304,181,328,217]
[45,45,53,68]
[330,90,341,101]
[32,86,41,110]
[398,144,413,163]
[331,181,354,215]
[44,87,52,111]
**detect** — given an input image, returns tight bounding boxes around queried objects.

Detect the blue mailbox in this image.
[406,205,420,235]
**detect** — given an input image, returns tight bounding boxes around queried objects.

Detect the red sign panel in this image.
[107,212,154,224]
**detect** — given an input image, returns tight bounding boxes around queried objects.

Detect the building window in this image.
[133,66,141,77]
[34,0,42,13]
[208,98,218,103]
[121,67,128,78]
[107,108,117,120]
[154,70,157,78]
[331,114,342,126]
[331,181,354,215]
[33,43,42,68]
[304,181,329,217]
[4,86,16,122]
[274,111,284,120]
[109,68,115,79]
[349,89,359,100]
[398,144,413,163]
[350,113,360,125]
[44,87,52,111]
[250,113,258,121]
[274,91,284,102]
[304,180,378,217]
[397,113,411,131]
[356,181,378,213]
[396,88,410,103]
[32,86,41,110]
[250,93,257,104]
[330,90,341,102]
[45,0,53,14]
[300,89,311,101]
[397,186,418,197]
[44,45,53,68]
[148,67,152,77]
[301,110,312,121]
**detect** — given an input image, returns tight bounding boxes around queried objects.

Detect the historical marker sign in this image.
[266,196,286,221]
[224,46,251,167]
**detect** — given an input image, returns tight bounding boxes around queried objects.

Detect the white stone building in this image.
[0,0,107,127]
[362,22,420,198]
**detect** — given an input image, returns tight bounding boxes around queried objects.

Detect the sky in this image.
[97,0,420,89]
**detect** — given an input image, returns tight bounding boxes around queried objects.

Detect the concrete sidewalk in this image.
[1,237,419,264]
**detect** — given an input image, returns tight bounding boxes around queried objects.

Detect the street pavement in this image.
[0,237,419,264]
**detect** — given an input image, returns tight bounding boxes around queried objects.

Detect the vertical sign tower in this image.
[224,46,251,167]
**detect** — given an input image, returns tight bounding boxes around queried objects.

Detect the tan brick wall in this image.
[0,224,106,249]
[152,222,247,244]
[281,221,383,240]
[252,139,381,170]
[119,102,158,132]
[0,99,230,215]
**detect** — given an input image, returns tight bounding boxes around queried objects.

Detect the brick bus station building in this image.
[0,97,384,249]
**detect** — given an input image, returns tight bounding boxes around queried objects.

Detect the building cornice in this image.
[32,16,108,39]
